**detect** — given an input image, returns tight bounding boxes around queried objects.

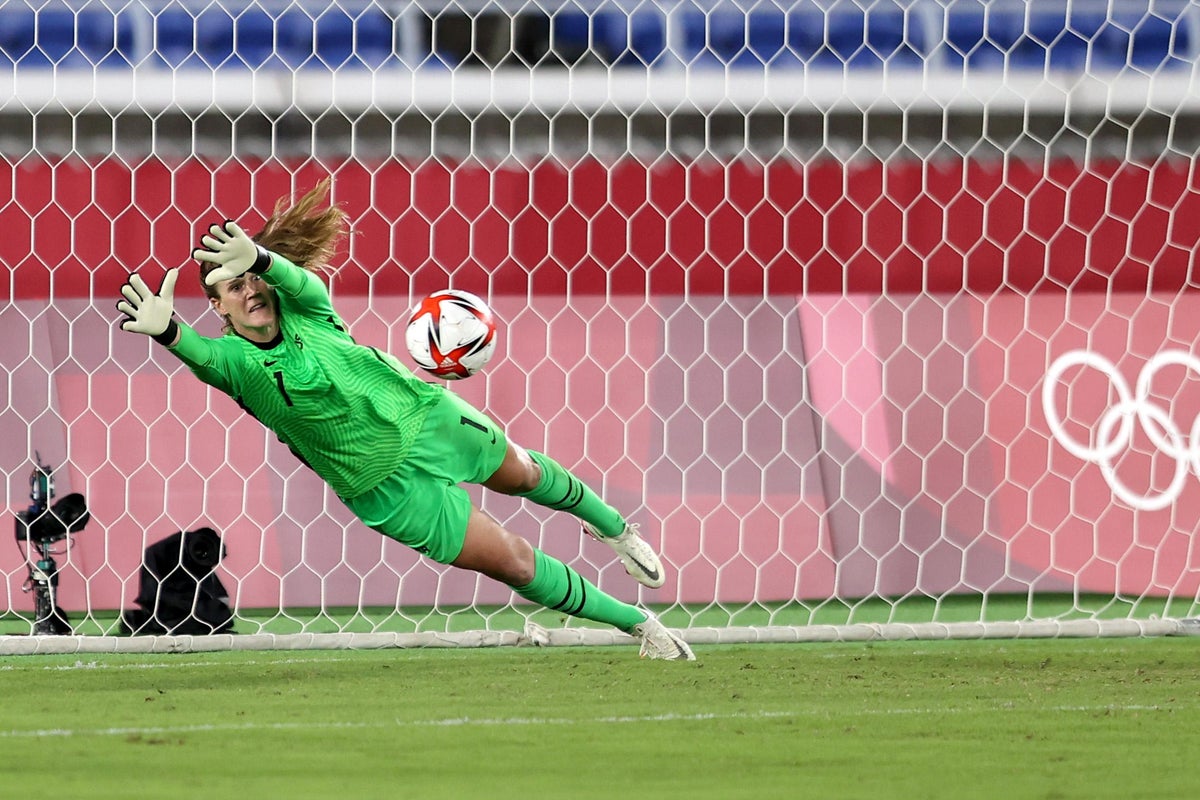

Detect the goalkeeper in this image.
[115,181,693,661]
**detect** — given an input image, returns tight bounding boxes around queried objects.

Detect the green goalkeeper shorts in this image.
[343,389,509,564]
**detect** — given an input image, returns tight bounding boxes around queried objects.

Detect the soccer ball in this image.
[405,290,498,380]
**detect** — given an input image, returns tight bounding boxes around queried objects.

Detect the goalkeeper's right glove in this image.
[193,221,272,285]
[117,268,180,346]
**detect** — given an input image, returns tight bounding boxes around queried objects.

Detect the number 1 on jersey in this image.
[274,371,294,406]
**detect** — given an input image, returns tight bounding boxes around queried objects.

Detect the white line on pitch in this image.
[0,656,362,672]
[2,711,795,739]
[0,705,1185,740]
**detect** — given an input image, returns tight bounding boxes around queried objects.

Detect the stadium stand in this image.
[0,1,1195,73]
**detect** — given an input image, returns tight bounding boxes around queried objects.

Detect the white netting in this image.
[3,0,1200,650]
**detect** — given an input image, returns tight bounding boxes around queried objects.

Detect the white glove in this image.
[117,268,179,341]
[193,221,272,285]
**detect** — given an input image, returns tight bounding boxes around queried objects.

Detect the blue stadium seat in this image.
[798,2,1191,74]
[0,9,40,66]
[810,6,865,68]
[1097,8,1191,70]
[0,7,129,69]
[353,9,395,68]
[785,9,830,67]
[34,8,79,67]
[233,6,277,69]
[861,7,924,67]
[157,6,320,70]
[550,10,593,64]
[1001,9,1054,69]
[943,4,1059,71]
[313,9,352,67]
[1013,8,1106,71]
[943,5,999,69]
[194,8,235,68]
[790,5,923,69]
[678,8,718,66]
[941,4,1188,73]
[746,9,794,68]
[1129,13,1186,68]
[826,6,872,67]
[1,0,1191,75]
[154,7,196,68]
[1050,8,1107,70]
[275,8,315,68]
[631,11,669,66]
[685,9,794,69]
[105,9,139,67]
[315,8,394,68]
[594,9,665,67]
[80,9,125,67]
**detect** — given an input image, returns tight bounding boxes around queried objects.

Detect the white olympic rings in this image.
[1042,349,1200,511]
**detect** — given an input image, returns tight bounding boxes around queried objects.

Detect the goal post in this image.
[4,0,1200,654]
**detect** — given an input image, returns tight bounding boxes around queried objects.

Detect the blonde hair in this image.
[201,178,349,328]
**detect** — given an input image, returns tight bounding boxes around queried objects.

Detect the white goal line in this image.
[0,617,1194,656]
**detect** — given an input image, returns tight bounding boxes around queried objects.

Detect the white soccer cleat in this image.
[583,521,666,589]
[632,612,696,661]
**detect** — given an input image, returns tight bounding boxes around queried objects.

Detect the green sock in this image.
[512,549,647,633]
[518,450,626,538]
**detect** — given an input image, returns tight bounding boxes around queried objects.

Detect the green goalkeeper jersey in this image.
[167,253,443,499]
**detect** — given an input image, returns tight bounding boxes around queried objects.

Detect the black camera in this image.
[121,527,234,636]
[15,459,89,545]
[13,455,90,634]
[182,526,223,571]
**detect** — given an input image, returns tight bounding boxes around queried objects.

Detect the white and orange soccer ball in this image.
[405,289,498,380]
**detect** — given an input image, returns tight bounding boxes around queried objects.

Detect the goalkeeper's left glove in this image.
[117,268,180,346]
[193,221,272,286]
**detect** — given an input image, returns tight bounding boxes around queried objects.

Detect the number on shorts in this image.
[460,415,496,443]
[460,416,487,434]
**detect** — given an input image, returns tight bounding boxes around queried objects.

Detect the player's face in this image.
[211,273,280,342]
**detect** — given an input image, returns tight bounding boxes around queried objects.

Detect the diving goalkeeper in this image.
[115,180,694,661]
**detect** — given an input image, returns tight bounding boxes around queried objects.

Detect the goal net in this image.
[3,0,1200,654]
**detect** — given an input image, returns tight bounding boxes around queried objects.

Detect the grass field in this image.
[1,637,1197,799]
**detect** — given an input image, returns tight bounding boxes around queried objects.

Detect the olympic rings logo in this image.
[1042,349,1200,512]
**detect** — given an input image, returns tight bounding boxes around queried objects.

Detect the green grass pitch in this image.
[1,638,1197,799]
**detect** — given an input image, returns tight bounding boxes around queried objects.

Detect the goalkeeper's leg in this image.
[451,506,693,660]
[484,444,666,588]
[488,447,624,534]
